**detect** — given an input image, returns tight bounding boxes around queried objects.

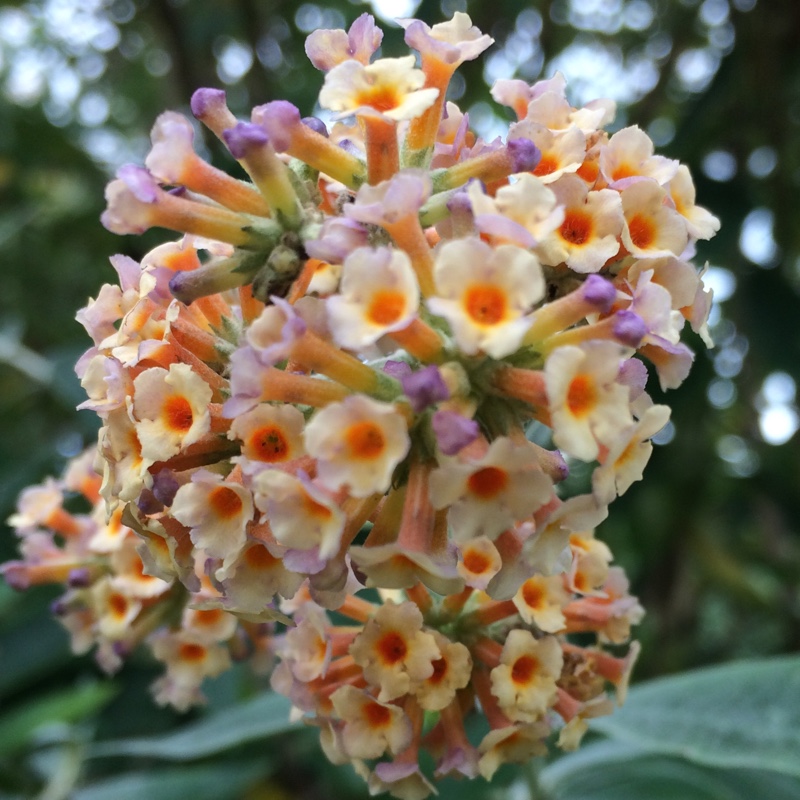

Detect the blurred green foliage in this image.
[0,0,798,797]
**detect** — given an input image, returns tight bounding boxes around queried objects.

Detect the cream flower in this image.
[456,536,503,589]
[349,600,440,702]
[430,437,553,541]
[620,179,689,259]
[331,686,412,759]
[513,574,570,632]
[509,119,586,183]
[252,469,345,560]
[545,342,634,461]
[592,404,671,504]
[319,56,439,121]
[228,403,306,465]
[469,174,564,248]
[149,630,231,711]
[668,164,721,240]
[537,175,623,273]
[490,630,563,722]
[132,363,212,462]
[278,603,332,682]
[304,395,410,498]
[402,12,493,64]
[215,540,304,611]
[170,470,253,566]
[599,125,679,186]
[327,247,420,350]
[427,238,544,358]
[413,631,472,711]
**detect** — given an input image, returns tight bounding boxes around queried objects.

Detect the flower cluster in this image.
[3,12,717,798]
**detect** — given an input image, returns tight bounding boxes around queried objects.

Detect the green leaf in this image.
[0,682,117,756]
[71,761,269,800]
[89,690,297,761]
[540,741,800,800]
[591,655,800,776]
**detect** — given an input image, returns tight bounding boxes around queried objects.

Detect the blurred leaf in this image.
[89,690,296,761]
[591,656,800,776]
[72,760,268,800]
[540,739,800,800]
[0,682,116,757]
[0,608,72,699]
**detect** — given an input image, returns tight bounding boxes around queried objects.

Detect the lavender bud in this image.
[582,274,617,312]
[613,309,648,347]
[507,137,542,173]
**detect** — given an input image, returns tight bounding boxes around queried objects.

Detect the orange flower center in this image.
[250,425,291,462]
[209,486,243,519]
[612,163,636,181]
[302,492,333,521]
[377,631,408,665]
[577,158,599,183]
[511,654,539,685]
[627,213,655,249]
[566,375,596,418]
[462,549,491,575]
[346,421,386,460]
[367,289,407,326]
[364,700,392,728]
[179,643,207,662]
[357,86,400,113]
[428,657,449,685]
[464,284,507,326]
[534,154,559,177]
[163,395,193,432]
[244,544,278,569]
[108,593,128,618]
[467,466,509,499]
[521,580,545,610]
[559,210,593,245]
[194,609,223,626]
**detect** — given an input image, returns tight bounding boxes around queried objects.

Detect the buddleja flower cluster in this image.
[3,12,718,798]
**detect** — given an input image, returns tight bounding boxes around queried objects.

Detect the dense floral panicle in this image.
[4,9,719,798]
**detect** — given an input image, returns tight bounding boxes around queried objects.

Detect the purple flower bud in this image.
[152,469,180,507]
[117,164,159,203]
[137,488,162,515]
[401,365,450,413]
[113,640,131,659]
[554,457,570,482]
[190,87,227,119]
[67,567,92,588]
[543,449,570,483]
[582,274,617,312]
[383,360,413,380]
[0,564,29,591]
[446,189,473,216]
[507,137,542,173]
[223,122,269,159]
[613,309,648,347]
[432,410,480,456]
[302,116,328,137]
[50,599,69,616]
[252,101,302,151]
